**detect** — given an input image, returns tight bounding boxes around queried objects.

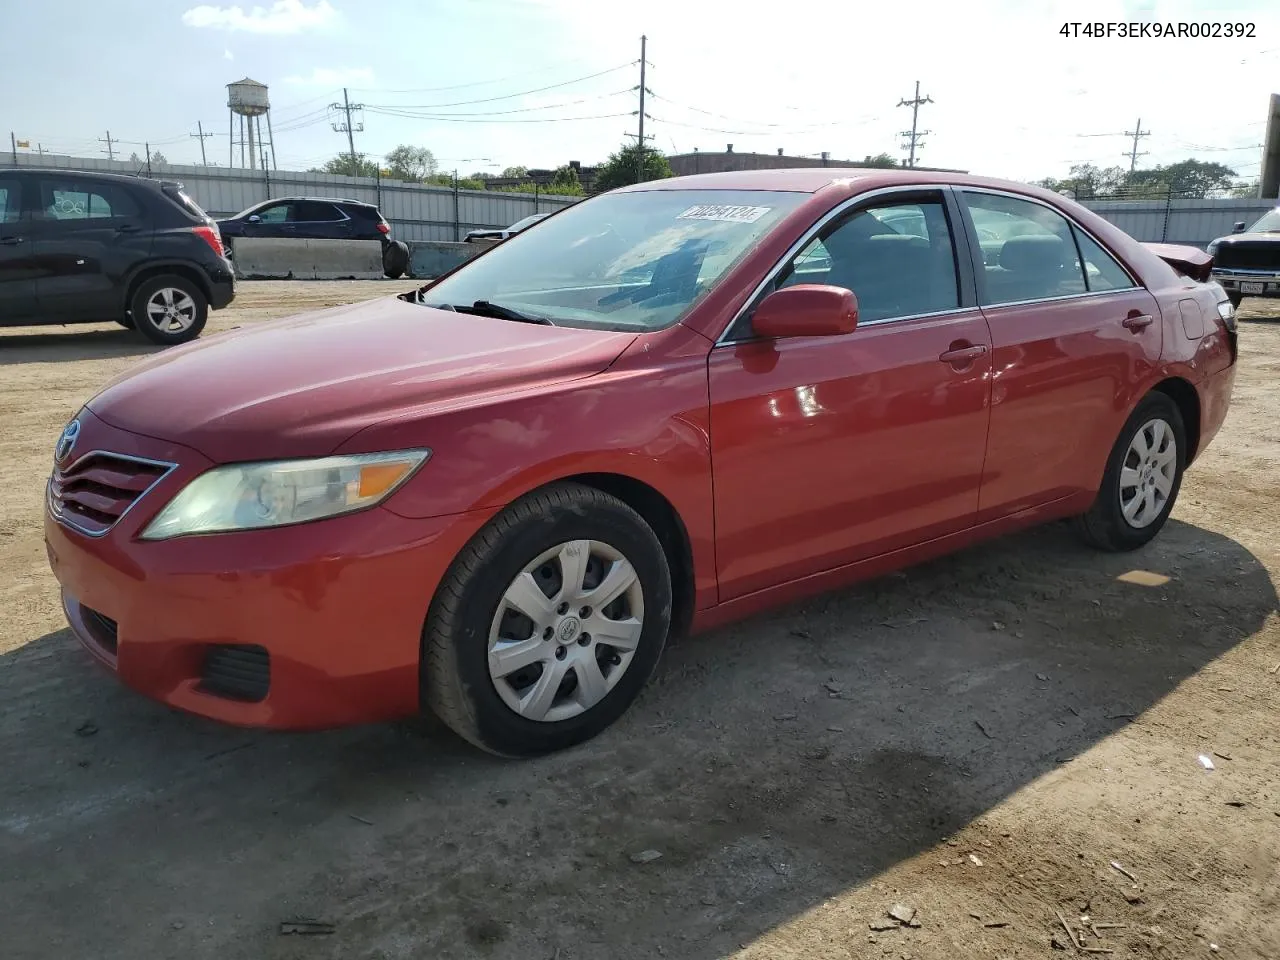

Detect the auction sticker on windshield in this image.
[676,204,771,224]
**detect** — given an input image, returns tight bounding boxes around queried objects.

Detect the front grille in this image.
[80,605,119,656]
[200,645,270,702]
[1214,241,1280,271]
[49,452,173,536]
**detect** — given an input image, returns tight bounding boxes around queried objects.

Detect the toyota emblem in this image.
[55,418,81,464]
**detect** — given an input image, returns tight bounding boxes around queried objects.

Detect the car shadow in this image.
[0,518,1272,960]
[0,325,161,364]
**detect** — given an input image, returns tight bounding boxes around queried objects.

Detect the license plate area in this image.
[1241,281,1266,294]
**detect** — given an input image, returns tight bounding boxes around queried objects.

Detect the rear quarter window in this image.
[165,187,210,220]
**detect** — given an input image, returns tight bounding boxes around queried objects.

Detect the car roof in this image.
[0,167,170,189]
[614,167,1053,196]
[257,196,377,208]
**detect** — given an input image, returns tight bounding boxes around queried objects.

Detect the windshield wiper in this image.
[429,299,555,325]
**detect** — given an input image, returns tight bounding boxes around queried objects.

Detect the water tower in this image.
[227,78,276,171]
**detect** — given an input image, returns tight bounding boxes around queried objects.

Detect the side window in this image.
[962,192,1086,305]
[0,179,21,223]
[253,203,292,223]
[290,201,343,222]
[776,199,960,324]
[39,179,139,221]
[1072,227,1136,291]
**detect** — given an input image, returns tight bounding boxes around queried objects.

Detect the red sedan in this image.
[45,169,1238,756]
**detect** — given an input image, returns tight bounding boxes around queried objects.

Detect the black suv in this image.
[1208,207,1280,308]
[0,168,234,345]
[215,197,408,277]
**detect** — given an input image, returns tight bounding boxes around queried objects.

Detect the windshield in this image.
[1248,208,1280,233]
[508,213,548,231]
[423,189,807,331]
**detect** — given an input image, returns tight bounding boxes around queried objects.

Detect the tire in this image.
[1228,291,1243,309]
[423,482,672,757]
[129,274,208,346]
[1073,391,1187,552]
[383,240,409,279]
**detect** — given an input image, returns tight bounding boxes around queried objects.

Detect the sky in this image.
[2,0,1277,183]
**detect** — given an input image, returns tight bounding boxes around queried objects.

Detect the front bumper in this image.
[44,408,494,730]
[1210,268,1280,298]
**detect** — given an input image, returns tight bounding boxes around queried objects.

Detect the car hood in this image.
[1215,232,1280,244]
[87,297,637,463]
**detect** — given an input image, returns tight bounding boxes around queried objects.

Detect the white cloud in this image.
[223,48,234,60]
[284,66,374,87]
[182,0,337,34]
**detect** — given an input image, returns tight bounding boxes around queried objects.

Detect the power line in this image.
[897,81,933,167]
[98,130,115,161]
[372,62,635,110]
[363,107,634,124]
[1124,117,1151,172]
[361,88,634,119]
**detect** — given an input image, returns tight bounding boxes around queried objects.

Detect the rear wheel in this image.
[1073,392,1186,551]
[130,275,207,345]
[423,483,672,757]
[383,240,409,279]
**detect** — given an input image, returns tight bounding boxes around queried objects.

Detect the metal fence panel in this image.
[4,152,577,242]
[1081,198,1276,249]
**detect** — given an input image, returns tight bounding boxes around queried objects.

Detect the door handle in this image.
[939,343,988,364]
[0,236,22,245]
[116,223,141,234]
[1122,313,1154,332]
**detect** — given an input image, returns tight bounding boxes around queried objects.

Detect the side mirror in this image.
[752,284,858,339]
[1232,221,1246,233]
[247,214,261,224]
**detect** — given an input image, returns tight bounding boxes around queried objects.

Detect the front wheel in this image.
[423,483,672,757]
[1073,391,1186,551]
[129,275,208,345]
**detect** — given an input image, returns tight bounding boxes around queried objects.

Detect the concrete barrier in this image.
[407,240,488,280]
[229,238,384,280]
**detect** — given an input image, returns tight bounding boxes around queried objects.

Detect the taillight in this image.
[376,221,390,235]
[193,224,224,257]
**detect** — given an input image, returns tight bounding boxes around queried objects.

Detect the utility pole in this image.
[637,35,647,182]
[330,87,365,169]
[10,132,17,165]
[145,142,152,177]
[99,130,115,161]
[623,37,654,184]
[1123,117,1151,173]
[897,81,933,168]
[191,121,213,166]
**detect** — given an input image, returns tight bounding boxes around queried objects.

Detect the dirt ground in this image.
[1,281,1278,960]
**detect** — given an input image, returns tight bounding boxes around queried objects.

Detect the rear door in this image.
[288,200,351,239]
[30,175,152,321]
[708,188,993,600]
[956,189,1163,521]
[0,174,39,324]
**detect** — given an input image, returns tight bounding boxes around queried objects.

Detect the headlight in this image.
[1206,240,1220,257]
[140,449,430,540]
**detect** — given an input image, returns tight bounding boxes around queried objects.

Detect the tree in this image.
[318,154,380,178]
[1141,159,1236,198]
[150,150,167,165]
[385,144,437,181]
[594,144,674,192]
[1231,180,1261,199]
[861,153,898,168]
[501,165,529,178]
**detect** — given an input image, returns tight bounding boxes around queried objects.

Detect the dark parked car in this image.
[216,197,408,277]
[1208,207,1280,308]
[0,168,234,344]
[464,212,551,242]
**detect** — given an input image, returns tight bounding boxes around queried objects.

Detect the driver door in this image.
[707,189,993,600]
